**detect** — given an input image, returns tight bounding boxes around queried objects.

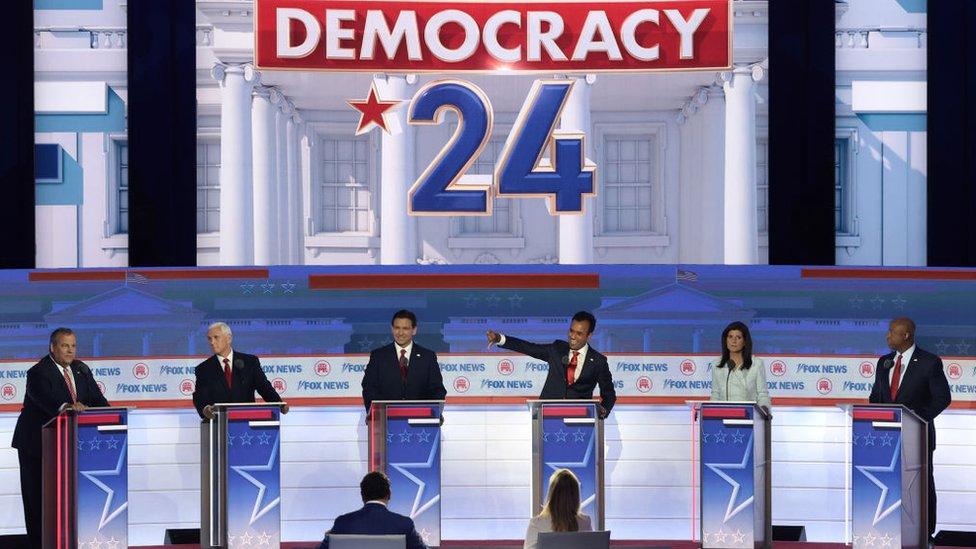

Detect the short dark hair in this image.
[360,471,392,502]
[571,311,596,334]
[50,327,75,346]
[391,309,417,327]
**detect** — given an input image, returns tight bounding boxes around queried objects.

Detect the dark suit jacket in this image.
[192,351,282,418]
[318,502,427,549]
[869,347,951,450]
[501,336,616,413]
[12,355,110,455]
[362,343,446,411]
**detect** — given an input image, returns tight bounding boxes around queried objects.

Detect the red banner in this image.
[255,0,731,73]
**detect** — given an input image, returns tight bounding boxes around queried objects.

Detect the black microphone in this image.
[726,366,732,400]
[75,360,93,377]
[234,358,244,370]
[882,358,894,370]
[561,355,570,366]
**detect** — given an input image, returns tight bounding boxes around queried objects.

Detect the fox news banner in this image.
[1,355,974,404]
[253,0,731,217]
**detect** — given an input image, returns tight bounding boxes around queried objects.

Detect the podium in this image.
[201,402,284,549]
[368,400,445,546]
[697,402,771,549]
[42,406,130,549]
[528,400,605,530]
[847,404,927,549]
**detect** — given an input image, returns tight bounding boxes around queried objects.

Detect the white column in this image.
[721,65,762,264]
[698,86,726,263]
[251,86,277,265]
[285,109,302,263]
[374,73,418,265]
[212,63,257,265]
[558,74,595,264]
[273,95,290,264]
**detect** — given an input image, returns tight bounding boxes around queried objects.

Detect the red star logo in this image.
[347,83,401,135]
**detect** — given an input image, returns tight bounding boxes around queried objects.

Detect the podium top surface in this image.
[697,400,771,419]
[211,402,286,409]
[56,404,134,414]
[370,400,446,406]
[526,399,599,406]
[839,402,926,424]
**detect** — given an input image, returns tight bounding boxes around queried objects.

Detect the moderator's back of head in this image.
[328,534,406,549]
[538,530,611,549]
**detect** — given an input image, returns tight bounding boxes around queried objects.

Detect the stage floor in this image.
[133,542,972,549]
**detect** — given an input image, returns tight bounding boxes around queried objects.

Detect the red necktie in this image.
[223,358,232,389]
[566,351,579,385]
[61,365,77,403]
[889,354,903,401]
[399,349,408,382]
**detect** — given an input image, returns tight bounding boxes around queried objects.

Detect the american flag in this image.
[125,271,149,284]
[676,268,699,282]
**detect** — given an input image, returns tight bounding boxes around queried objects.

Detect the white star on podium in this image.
[855,439,902,526]
[80,441,128,530]
[704,433,755,522]
[390,430,442,519]
[231,438,282,525]
[240,530,254,545]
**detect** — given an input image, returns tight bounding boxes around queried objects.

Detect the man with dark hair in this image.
[13,328,110,549]
[487,311,616,417]
[317,471,428,549]
[869,317,951,542]
[361,310,446,412]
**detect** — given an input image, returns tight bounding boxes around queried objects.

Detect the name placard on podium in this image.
[368,400,444,547]
[528,400,605,530]
[201,402,284,549]
[848,404,927,549]
[43,406,130,549]
[697,402,771,549]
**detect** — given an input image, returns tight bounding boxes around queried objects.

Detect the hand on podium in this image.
[597,404,608,420]
[71,402,89,412]
[486,330,501,349]
[280,402,289,414]
[202,405,215,420]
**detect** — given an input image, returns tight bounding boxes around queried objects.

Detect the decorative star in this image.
[416,429,432,443]
[106,437,119,450]
[572,429,586,443]
[89,437,103,451]
[258,432,272,445]
[257,530,273,546]
[78,438,87,451]
[862,432,876,446]
[386,432,394,444]
[420,528,432,543]
[870,296,885,310]
[508,294,524,309]
[240,530,254,545]
[105,537,119,549]
[347,82,401,135]
[863,531,877,546]
[261,281,275,294]
[88,536,102,549]
[702,531,710,544]
[390,431,442,519]
[731,431,745,444]
[358,337,375,352]
[280,282,296,295]
[732,529,746,544]
[704,432,755,523]
[542,432,551,443]
[241,282,255,295]
[713,431,728,444]
[935,339,950,355]
[956,341,972,354]
[879,532,894,547]
[239,431,254,446]
[399,430,412,443]
[231,437,282,526]
[228,534,236,545]
[713,529,728,543]
[849,295,864,309]
[228,433,236,446]
[554,429,568,442]
[880,433,894,447]
[79,440,128,530]
[702,431,712,443]
[852,432,861,446]
[890,295,907,310]
[855,438,903,526]
[485,294,502,308]
[462,294,479,309]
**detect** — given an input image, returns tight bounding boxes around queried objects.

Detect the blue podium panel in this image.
[699,403,769,549]
[850,405,926,549]
[226,406,282,549]
[76,409,129,549]
[530,401,604,530]
[370,402,443,547]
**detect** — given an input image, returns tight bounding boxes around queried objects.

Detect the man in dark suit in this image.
[361,310,447,412]
[486,311,616,418]
[192,322,288,419]
[869,317,951,540]
[318,471,427,549]
[12,327,110,549]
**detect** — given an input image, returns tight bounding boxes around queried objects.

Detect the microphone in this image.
[234,358,244,370]
[561,354,570,366]
[75,361,93,377]
[726,366,732,400]
[882,358,894,370]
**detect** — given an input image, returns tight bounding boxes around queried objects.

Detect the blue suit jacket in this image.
[361,343,446,411]
[318,503,427,549]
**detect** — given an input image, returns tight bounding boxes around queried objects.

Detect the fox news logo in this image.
[273,378,287,393]
[1,383,15,400]
[680,360,696,376]
[315,360,332,377]
[947,363,962,380]
[454,377,470,393]
[860,361,875,378]
[133,363,150,379]
[636,376,652,393]
[498,359,515,376]
[816,378,832,395]
[769,360,786,377]
[179,379,195,396]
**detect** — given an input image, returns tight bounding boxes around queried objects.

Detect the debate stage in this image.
[132,542,970,549]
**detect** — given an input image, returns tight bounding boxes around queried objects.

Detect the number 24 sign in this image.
[407,79,597,216]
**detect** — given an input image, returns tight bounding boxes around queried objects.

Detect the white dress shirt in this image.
[889,344,915,384]
[395,342,414,363]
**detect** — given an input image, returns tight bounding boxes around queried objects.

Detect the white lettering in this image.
[361,10,422,61]
[526,11,567,62]
[325,9,356,60]
[276,8,320,59]
[425,9,480,63]
[483,10,521,63]
[620,9,660,61]
[572,11,622,61]
[664,8,710,59]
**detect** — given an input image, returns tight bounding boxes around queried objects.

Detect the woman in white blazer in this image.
[710,321,771,411]
[524,469,592,549]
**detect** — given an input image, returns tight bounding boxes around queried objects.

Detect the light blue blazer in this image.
[709,357,771,408]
